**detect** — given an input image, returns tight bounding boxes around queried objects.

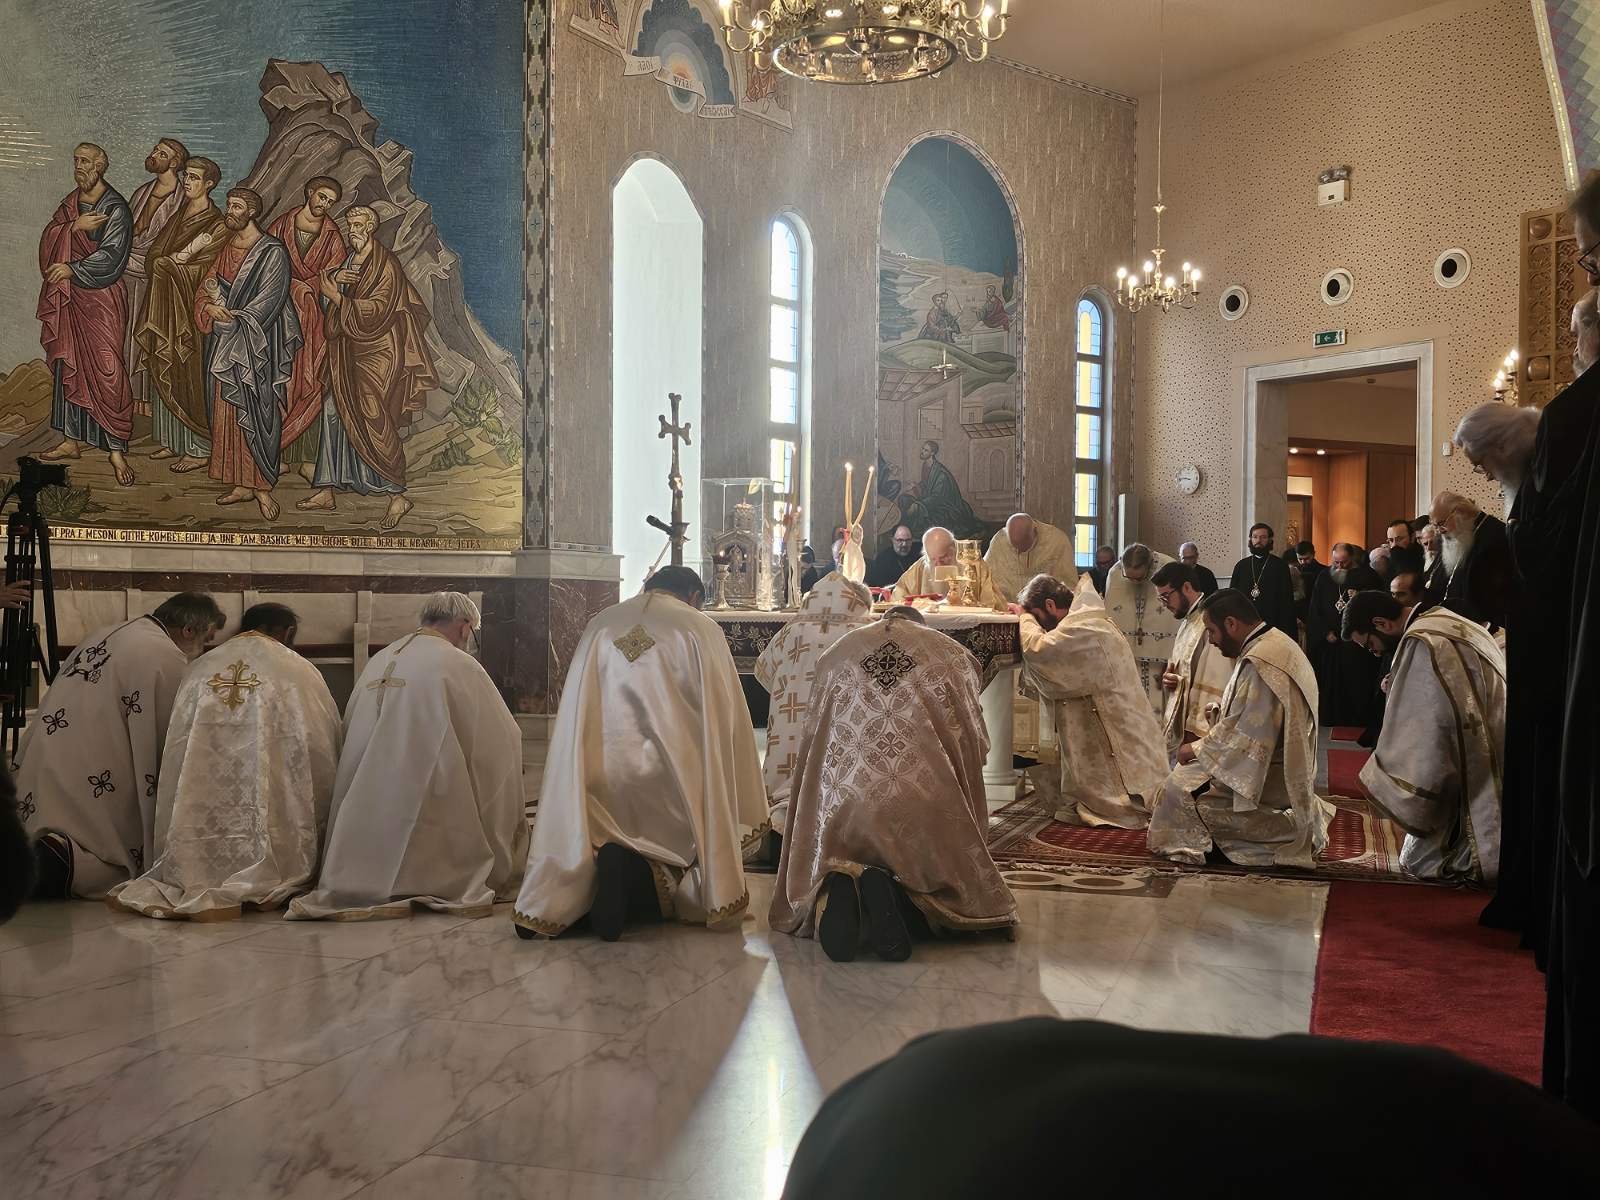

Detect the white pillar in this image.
[980,664,1019,816]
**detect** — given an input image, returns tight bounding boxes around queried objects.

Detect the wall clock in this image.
[1176,464,1203,495]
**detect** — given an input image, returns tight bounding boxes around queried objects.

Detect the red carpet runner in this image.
[1312,881,1545,1084]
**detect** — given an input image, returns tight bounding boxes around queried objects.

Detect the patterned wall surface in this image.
[545,5,1138,550]
[1519,205,1579,410]
[1133,0,1567,558]
[1537,0,1600,187]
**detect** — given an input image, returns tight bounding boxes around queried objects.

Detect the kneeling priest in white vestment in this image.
[890,526,1005,609]
[755,572,873,840]
[111,604,341,919]
[1103,543,1178,716]
[1148,589,1336,869]
[1016,574,1168,828]
[21,593,224,898]
[515,567,767,942]
[1153,562,1232,759]
[771,606,1017,962]
[288,592,525,920]
[984,513,1078,602]
[1344,591,1505,883]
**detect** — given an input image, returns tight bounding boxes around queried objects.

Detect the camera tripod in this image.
[0,482,61,759]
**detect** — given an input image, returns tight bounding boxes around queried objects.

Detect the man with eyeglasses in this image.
[289,591,527,921]
[1152,562,1231,762]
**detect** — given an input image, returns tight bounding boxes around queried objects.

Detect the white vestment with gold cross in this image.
[111,632,341,918]
[754,572,873,834]
[288,628,526,919]
[514,589,768,936]
[1103,557,1178,716]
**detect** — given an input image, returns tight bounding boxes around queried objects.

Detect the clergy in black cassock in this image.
[1434,493,1517,631]
[1305,545,1385,727]
[1512,231,1600,1116]
[1227,524,1296,641]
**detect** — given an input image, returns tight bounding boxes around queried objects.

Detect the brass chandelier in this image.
[1113,0,1201,315]
[717,1,1010,85]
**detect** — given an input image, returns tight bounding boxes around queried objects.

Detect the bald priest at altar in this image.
[514,567,769,942]
[111,604,340,920]
[287,593,526,920]
[890,526,1006,608]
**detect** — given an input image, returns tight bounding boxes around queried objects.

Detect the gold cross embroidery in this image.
[777,752,797,779]
[778,692,804,721]
[207,661,262,710]
[366,661,406,716]
[613,624,656,663]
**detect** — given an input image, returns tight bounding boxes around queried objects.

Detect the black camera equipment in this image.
[0,457,66,757]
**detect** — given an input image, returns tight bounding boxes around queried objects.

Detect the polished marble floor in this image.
[0,872,1326,1199]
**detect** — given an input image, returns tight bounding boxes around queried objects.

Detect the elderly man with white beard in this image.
[890,525,1005,609]
[1432,490,1516,632]
[1344,591,1505,884]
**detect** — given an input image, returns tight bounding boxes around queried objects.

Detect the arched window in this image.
[769,215,811,548]
[1074,296,1109,568]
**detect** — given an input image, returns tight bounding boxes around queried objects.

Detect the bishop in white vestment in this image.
[1017,575,1169,828]
[1148,589,1336,869]
[1152,562,1232,758]
[891,527,1005,608]
[287,593,526,920]
[755,572,873,836]
[20,594,224,898]
[1103,544,1178,715]
[771,608,1016,961]
[1345,593,1506,883]
[110,605,341,919]
[514,568,768,940]
[984,514,1079,601]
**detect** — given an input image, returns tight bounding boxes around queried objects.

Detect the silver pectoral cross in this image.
[367,661,406,716]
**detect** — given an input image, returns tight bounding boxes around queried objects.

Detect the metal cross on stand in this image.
[646,392,692,568]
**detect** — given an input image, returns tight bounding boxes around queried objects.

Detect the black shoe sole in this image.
[859,868,912,962]
[592,843,631,942]
[514,924,537,941]
[817,873,860,962]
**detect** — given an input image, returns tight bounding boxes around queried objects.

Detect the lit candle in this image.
[1191,268,1201,292]
[844,461,853,518]
[861,463,876,517]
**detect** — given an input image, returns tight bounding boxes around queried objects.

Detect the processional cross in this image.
[646,392,692,568]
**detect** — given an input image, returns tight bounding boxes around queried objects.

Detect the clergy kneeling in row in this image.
[111,604,341,920]
[1343,591,1505,884]
[1152,562,1231,761]
[755,571,875,847]
[1015,575,1168,828]
[890,526,1006,609]
[21,592,225,898]
[1147,589,1335,869]
[288,592,526,920]
[515,567,768,941]
[770,606,1017,962]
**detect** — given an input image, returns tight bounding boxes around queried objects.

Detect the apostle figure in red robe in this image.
[194,187,301,522]
[37,143,136,486]
[266,176,347,485]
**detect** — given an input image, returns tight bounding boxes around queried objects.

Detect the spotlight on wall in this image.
[1320,268,1353,306]
[1434,248,1471,289]
[1290,447,1300,454]
[1316,449,1327,456]
[1219,285,1250,321]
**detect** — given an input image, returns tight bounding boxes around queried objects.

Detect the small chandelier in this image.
[1492,348,1520,404]
[718,1,1010,85]
[1113,0,1200,315]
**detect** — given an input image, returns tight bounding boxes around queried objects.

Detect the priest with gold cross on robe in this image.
[1103,543,1178,715]
[515,566,768,942]
[1148,588,1336,869]
[288,592,526,920]
[755,572,874,841]
[110,604,341,919]
[1342,591,1506,884]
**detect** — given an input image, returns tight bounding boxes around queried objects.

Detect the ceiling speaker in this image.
[1434,248,1471,289]
[1219,285,1249,321]
[1321,268,1353,307]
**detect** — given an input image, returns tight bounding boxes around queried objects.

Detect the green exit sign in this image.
[1314,329,1347,348]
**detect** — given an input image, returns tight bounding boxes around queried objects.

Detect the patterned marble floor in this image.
[0,872,1326,1199]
